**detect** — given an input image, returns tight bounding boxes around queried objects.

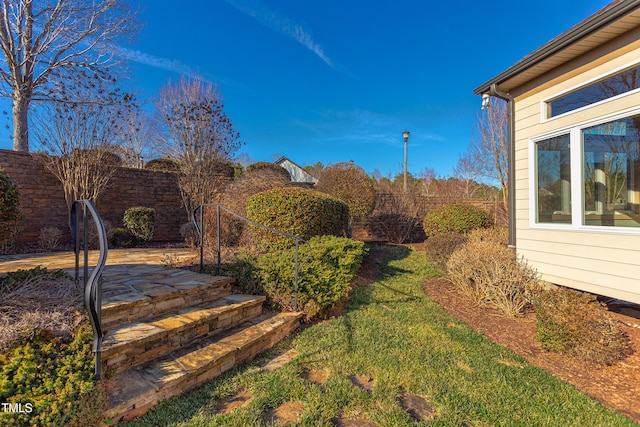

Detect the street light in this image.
[402,130,410,192]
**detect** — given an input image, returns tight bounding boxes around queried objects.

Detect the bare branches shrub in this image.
[425,233,468,270]
[446,228,537,317]
[38,227,63,251]
[0,275,82,352]
[366,191,427,243]
[533,286,632,365]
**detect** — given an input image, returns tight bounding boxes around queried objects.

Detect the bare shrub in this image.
[38,226,63,251]
[533,286,632,365]
[180,222,199,248]
[366,191,427,243]
[446,228,537,318]
[0,275,83,352]
[425,233,468,270]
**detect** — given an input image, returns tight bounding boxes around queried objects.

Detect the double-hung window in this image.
[533,113,640,229]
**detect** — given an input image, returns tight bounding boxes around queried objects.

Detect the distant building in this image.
[274,156,318,186]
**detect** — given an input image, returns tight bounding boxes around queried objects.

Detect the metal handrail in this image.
[71,200,108,380]
[193,203,305,311]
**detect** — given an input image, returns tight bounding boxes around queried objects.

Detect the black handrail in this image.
[193,203,305,311]
[71,200,108,380]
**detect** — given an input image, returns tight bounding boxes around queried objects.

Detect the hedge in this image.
[237,236,368,320]
[423,203,491,237]
[246,187,349,250]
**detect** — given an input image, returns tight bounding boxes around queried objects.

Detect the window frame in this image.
[540,59,640,123]
[529,108,640,235]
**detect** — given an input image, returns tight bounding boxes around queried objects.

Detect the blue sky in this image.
[0,0,611,178]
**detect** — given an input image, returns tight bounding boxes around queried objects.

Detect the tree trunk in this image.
[13,95,30,152]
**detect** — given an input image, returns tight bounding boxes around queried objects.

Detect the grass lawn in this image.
[123,246,637,426]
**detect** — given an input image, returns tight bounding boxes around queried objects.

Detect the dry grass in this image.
[0,275,84,351]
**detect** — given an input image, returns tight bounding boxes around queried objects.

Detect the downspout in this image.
[488,83,516,249]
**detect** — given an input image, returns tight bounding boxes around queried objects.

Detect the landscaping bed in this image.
[423,276,640,423]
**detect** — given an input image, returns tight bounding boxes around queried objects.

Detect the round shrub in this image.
[246,187,349,251]
[123,206,155,243]
[145,157,180,172]
[0,167,24,249]
[423,204,491,237]
[316,162,376,219]
[245,161,291,181]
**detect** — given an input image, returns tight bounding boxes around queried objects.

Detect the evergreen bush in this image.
[246,187,349,251]
[0,167,24,250]
[240,236,368,319]
[123,206,155,243]
[423,204,491,237]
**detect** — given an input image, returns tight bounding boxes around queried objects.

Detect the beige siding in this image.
[513,41,640,304]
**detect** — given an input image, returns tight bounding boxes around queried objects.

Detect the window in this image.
[547,64,640,118]
[535,134,571,223]
[582,116,640,227]
[532,113,640,229]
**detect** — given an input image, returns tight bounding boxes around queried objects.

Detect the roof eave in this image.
[473,0,640,96]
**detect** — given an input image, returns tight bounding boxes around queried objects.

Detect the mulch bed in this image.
[423,277,640,424]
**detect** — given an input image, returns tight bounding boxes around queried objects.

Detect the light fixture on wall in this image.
[481,93,491,110]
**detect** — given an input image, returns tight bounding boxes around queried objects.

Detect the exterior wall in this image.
[277,159,318,184]
[512,39,640,304]
[0,150,185,246]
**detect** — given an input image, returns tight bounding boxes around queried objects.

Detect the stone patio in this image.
[0,248,303,423]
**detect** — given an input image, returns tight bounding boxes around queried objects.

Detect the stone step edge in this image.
[101,295,267,373]
[104,311,303,423]
[101,276,235,330]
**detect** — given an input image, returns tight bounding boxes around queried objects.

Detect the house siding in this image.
[513,40,640,304]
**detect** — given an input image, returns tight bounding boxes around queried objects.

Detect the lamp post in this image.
[402,130,410,192]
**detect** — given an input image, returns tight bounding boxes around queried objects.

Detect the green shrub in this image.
[446,228,537,318]
[533,287,631,365]
[123,206,155,243]
[423,204,491,237]
[0,322,104,427]
[235,236,368,320]
[110,227,137,248]
[0,167,24,250]
[246,187,349,251]
[424,232,468,270]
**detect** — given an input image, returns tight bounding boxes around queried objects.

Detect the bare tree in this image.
[155,77,242,218]
[32,74,136,213]
[109,109,158,168]
[454,153,484,199]
[469,97,509,204]
[0,0,139,152]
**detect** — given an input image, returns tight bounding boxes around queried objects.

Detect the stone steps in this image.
[101,271,234,330]
[101,294,266,374]
[104,311,303,422]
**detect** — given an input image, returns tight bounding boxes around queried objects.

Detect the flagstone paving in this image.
[0,248,303,423]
